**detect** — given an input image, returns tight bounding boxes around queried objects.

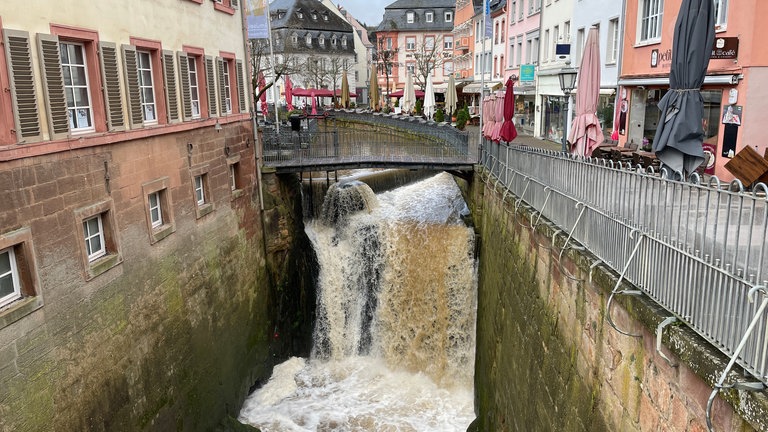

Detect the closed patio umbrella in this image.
[340,73,350,108]
[402,74,416,114]
[499,77,518,143]
[423,74,435,120]
[445,75,458,117]
[568,27,604,157]
[369,64,379,111]
[310,91,317,116]
[652,0,715,178]
[491,91,504,141]
[483,94,495,139]
[258,72,268,117]
[284,75,294,111]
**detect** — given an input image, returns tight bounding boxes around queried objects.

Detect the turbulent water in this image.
[239,172,477,431]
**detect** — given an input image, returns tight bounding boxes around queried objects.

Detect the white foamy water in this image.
[239,173,477,432]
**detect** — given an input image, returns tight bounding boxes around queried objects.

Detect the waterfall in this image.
[240,172,477,431]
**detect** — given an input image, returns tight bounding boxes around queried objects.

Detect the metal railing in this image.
[262,111,474,169]
[479,140,768,428]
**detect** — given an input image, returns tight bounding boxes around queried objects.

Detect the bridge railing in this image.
[262,110,474,166]
[480,141,768,394]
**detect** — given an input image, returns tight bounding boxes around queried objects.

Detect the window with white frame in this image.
[292,33,298,46]
[83,215,106,262]
[60,42,94,132]
[501,20,505,40]
[564,21,570,42]
[188,57,201,118]
[575,27,585,64]
[222,61,232,113]
[425,36,435,51]
[0,247,20,308]
[714,0,728,30]
[137,51,157,124]
[444,36,453,50]
[640,0,663,42]
[516,38,523,65]
[319,35,325,46]
[426,12,434,23]
[543,30,550,61]
[306,34,312,46]
[608,18,619,63]
[509,37,516,67]
[228,157,243,196]
[148,191,163,228]
[406,62,415,75]
[445,11,453,22]
[194,175,206,205]
[342,37,347,47]
[311,12,317,20]
[444,61,453,75]
[387,38,393,50]
[519,0,525,17]
[510,0,517,21]
[407,12,414,23]
[406,37,416,50]
[332,36,337,46]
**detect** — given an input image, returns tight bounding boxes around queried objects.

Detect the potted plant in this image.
[456,107,470,130]
[434,108,445,123]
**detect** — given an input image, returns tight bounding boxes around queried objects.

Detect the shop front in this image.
[514,84,536,136]
[541,95,568,142]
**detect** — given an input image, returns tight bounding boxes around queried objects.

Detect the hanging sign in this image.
[520,64,535,82]
[246,0,270,39]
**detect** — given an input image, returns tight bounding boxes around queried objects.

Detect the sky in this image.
[334,0,389,27]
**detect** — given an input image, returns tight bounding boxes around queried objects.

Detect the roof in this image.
[269,0,354,33]
[383,0,455,9]
[375,0,456,32]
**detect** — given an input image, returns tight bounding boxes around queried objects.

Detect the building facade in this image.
[375,0,456,99]
[0,0,291,430]
[268,0,356,106]
[619,0,766,180]
[534,0,572,142]
[504,0,541,135]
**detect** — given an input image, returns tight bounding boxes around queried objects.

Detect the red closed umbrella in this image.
[310,91,317,116]
[285,75,294,111]
[499,77,518,142]
[258,72,268,117]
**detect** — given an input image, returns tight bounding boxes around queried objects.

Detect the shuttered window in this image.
[121,45,143,128]
[216,57,230,114]
[236,60,246,113]
[188,57,201,118]
[177,52,193,121]
[137,51,158,124]
[37,34,70,139]
[2,29,42,142]
[98,42,125,131]
[205,55,217,117]
[162,50,180,123]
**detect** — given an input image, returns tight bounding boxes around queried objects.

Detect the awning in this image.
[618,74,742,87]
[461,82,501,94]
[432,83,447,94]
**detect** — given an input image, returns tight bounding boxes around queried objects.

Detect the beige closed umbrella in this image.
[445,74,458,117]
[402,74,415,114]
[340,73,350,108]
[369,64,379,111]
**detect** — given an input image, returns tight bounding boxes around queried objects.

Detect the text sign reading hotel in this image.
[711,37,739,60]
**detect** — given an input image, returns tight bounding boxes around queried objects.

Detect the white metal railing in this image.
[479,140,768,429]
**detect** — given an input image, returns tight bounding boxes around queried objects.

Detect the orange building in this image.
[618,0,768,180]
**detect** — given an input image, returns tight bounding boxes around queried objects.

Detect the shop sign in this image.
[520,64,535,82]
[711,37,739,60]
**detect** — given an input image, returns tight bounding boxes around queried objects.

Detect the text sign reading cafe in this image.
[651,37,738,67]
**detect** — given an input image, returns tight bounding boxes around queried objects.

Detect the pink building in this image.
[503,0,540,135]
[618,0,768,180]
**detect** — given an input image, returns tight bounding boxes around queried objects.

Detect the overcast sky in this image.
[335,0,389,27]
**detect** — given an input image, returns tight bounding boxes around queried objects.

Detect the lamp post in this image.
[558,62,577,153]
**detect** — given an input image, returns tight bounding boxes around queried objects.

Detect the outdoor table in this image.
[632,150,659,169]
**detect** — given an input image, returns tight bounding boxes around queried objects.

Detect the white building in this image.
[534,0,572,143]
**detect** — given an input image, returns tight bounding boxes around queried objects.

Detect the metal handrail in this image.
[479,140,768,394]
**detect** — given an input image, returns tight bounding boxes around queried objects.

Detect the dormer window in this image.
[306,34,312,46]
[319,35,325,46]
[296,9,303,19]
[292,33,298,46]
[323,12,329,21]
[332,36,337,46]
[445,11,453,22]
[311,11,318,20]
[426,12,434,23]
[342,37,348,47]
[407,12,414,23]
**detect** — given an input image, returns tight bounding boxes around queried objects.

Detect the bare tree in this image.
[249,39,301,105]
[373,37,399,101]
[303,55,331,90]
[412,35,448,89]
[327,56,355,103]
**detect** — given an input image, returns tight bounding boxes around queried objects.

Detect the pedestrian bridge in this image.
[261,110,476,174]
[261,109,768,428]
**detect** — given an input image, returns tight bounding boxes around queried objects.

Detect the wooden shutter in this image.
[236,59,246,113]
[98,41,125,131]
[121,44,143,128]
[2,29,42,142]
[216,57,226,114]
[205,55,217,117]
[162,50,179,123]
[37,33,69,140]
[177,52,192,121]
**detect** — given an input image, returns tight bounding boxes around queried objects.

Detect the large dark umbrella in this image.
[499,77,518,143]
[652,0,715,178]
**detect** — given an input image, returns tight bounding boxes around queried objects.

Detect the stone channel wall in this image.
[0,123,313,431]
[462,172,768,432]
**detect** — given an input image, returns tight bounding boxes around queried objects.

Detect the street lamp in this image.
[558,63,577,153]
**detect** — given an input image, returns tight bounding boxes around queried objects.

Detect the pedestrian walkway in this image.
[464,125,562,152]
